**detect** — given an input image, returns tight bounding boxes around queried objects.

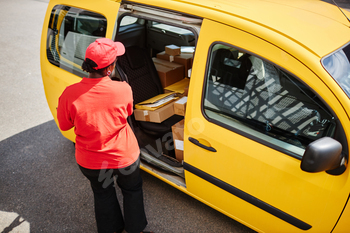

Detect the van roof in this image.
[128,0,350,58]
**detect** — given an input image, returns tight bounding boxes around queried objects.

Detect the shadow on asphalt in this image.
[0,120,255,233]
[0,120,96,232]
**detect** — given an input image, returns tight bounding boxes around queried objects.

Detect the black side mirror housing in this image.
[301,137,344,173]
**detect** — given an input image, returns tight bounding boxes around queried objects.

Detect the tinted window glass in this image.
[204,44,336,158]
[46,5,107,77]
[120,16,138,26]
[322,42,350,98]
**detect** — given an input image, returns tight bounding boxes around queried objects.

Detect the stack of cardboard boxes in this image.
[133,44,193,162]
[133,78,189,122]
[156,45,193,79]
[152,58,184,88]
[171,119,185,162]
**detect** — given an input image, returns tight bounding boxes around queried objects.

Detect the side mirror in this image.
[301,137,344,173]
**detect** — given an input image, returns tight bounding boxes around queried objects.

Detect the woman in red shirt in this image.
[57,38,148,233]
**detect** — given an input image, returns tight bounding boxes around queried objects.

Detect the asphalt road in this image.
[1,0,349,232]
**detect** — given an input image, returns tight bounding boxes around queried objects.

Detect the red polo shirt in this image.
[57,77,140,169]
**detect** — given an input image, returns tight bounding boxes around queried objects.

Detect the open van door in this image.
[40,0,121,141]
[184,19,350,233]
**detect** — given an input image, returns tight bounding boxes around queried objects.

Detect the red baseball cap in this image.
[84,38,125,70]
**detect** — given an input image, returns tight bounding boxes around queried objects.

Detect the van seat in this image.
[210,49,251,89]
[117,46,162,104]
[60,32,100,67]
[74,34,100,63]
[117,46,183,136]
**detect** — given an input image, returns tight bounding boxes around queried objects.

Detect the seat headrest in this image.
[125,46,146,70]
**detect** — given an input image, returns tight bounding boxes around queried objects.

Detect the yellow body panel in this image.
[184,19,350,232]
[332,196,350,233]
[130,0,350,57]
[41,0,350,232]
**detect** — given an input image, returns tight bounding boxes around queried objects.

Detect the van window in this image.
[204,44,336,158]
[322,42,350,98]
[116,14,196,54]
[120,16,138,26]
[46,5,107,77]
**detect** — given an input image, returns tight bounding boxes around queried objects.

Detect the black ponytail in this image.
[82,58,98,73]
[82,58,107,75]
[82,58,117,75]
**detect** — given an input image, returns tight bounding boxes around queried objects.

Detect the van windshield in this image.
[322,42,350,98]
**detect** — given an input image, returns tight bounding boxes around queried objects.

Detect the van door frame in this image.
[40,0,122,141]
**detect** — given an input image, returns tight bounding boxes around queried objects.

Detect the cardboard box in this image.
[172,119,185,162]
[134,102,174,123]
[183,87,189,96]
[153,58,184,88]
[164,78,190,94]
[174,97,187,116]
[157,51,175,62]
[174,54,193,77]
[135,93,177,111]
[157,51,193,77]
[165,44,181,56]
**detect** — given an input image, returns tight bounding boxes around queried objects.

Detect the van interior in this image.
[111,6,203,185]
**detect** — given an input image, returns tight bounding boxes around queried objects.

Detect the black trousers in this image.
[79,158,147,233]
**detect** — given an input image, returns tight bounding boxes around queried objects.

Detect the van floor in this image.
[133,125,177,159]
[133,124,185,183]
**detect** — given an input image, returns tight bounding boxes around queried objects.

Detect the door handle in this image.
[188,137,217,152]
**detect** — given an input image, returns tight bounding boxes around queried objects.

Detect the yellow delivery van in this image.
[40,0,350,232]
